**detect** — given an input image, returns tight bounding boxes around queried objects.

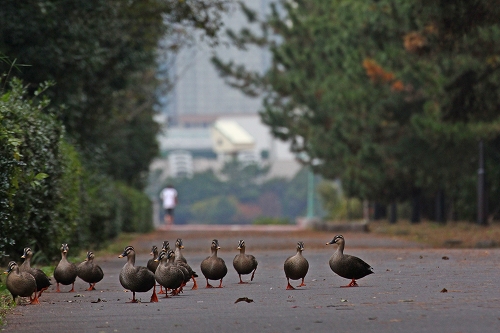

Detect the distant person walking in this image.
[160,184,178,225]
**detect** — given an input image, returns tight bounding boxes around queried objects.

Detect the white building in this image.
[163,0,273,121]
[151,0,301,181]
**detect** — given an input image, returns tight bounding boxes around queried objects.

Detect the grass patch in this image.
[0,275,14,326]
[370,220,500,248]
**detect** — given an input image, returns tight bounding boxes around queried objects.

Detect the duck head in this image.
[176,238,184,249]
[21,247,33,259]
[60,243,70,254]
[211,239,221,251]
[118,246,135,258]
[154,250,167,262]
[326,235,344,246]
[4,261,17,274]
[86,251,95,261]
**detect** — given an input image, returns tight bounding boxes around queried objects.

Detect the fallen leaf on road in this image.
[440,288,448,293]
[235,297,254,304]
[91,298,102,303]
[442,256,449,260]
[340,299,348,302]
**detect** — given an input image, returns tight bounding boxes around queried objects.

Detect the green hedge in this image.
[0,78,153,263]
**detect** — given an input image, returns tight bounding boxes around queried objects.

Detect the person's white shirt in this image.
[160,187,177,209]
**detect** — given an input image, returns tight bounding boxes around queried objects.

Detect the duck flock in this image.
[3,235,374,304]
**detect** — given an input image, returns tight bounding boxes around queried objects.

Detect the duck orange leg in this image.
[238,275,248,284]
[286,278,295,290]
[205,278,214,288]
[56,282,61,292]
[150,285,159,302]
[86,283,96,291]
[69,282,75,292]
[344,279,358,287]
[217,279,224,288]
[158,285,165,294]
[191,276,198,290]
[127,291,139,303]
[250,268,257,281]
[297,278,306,287]
[38,286,49,297]
[30,289,40,305]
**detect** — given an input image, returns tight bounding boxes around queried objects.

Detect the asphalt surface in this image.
[2,226,500,333]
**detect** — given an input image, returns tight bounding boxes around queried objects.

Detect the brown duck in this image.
[200,239,227,288]
[233,239,258,284]
[20,247,51,297]
[119,246,158,303]
[53,243,77,292]
[174,238,198,290]
[147,245,160,273]
[284,241,309,290]
[5,261,39,305]
[154,250,185,297]
[326,235,373,287]
[76,251,104,290]
[147,245,164,294]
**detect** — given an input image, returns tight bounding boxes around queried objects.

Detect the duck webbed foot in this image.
[343,279,358,287]
[286,278,295,290]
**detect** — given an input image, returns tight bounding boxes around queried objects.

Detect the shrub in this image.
[0,78,68,260]
[0,78,154,263]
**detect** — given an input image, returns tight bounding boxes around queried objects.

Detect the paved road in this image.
[3,227,500,333]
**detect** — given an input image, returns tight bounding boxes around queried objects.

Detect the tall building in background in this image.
[151,0,300,188]
[164,0,272,125]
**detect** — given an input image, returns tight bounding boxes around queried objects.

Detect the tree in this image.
[212,0,500,220]
[0,0,232,189]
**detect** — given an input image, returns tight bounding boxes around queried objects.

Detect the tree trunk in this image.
[410,190,421,224]
[435,190,446,223]
[389,202,397,224]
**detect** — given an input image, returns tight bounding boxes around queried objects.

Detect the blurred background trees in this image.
[212,0,500,223]
[0,0,230,261]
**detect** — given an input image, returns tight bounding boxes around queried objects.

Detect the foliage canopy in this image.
[212,0,500,220]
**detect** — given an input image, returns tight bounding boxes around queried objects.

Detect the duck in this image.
[174,238,198,290]
[233,239,258,284]
[147,245,164,294]
[76,251,104,291]
[174,238,187,264]
[284,241,309,290]
[326,234,374,287]
[118,246,158,303]
[161,240,170,253]
[20,247,51,297]
[147,245,160,273]
[154,250,185,297]
[200,239,227,288]
[5,261,39,305]
[53,243,78,292]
